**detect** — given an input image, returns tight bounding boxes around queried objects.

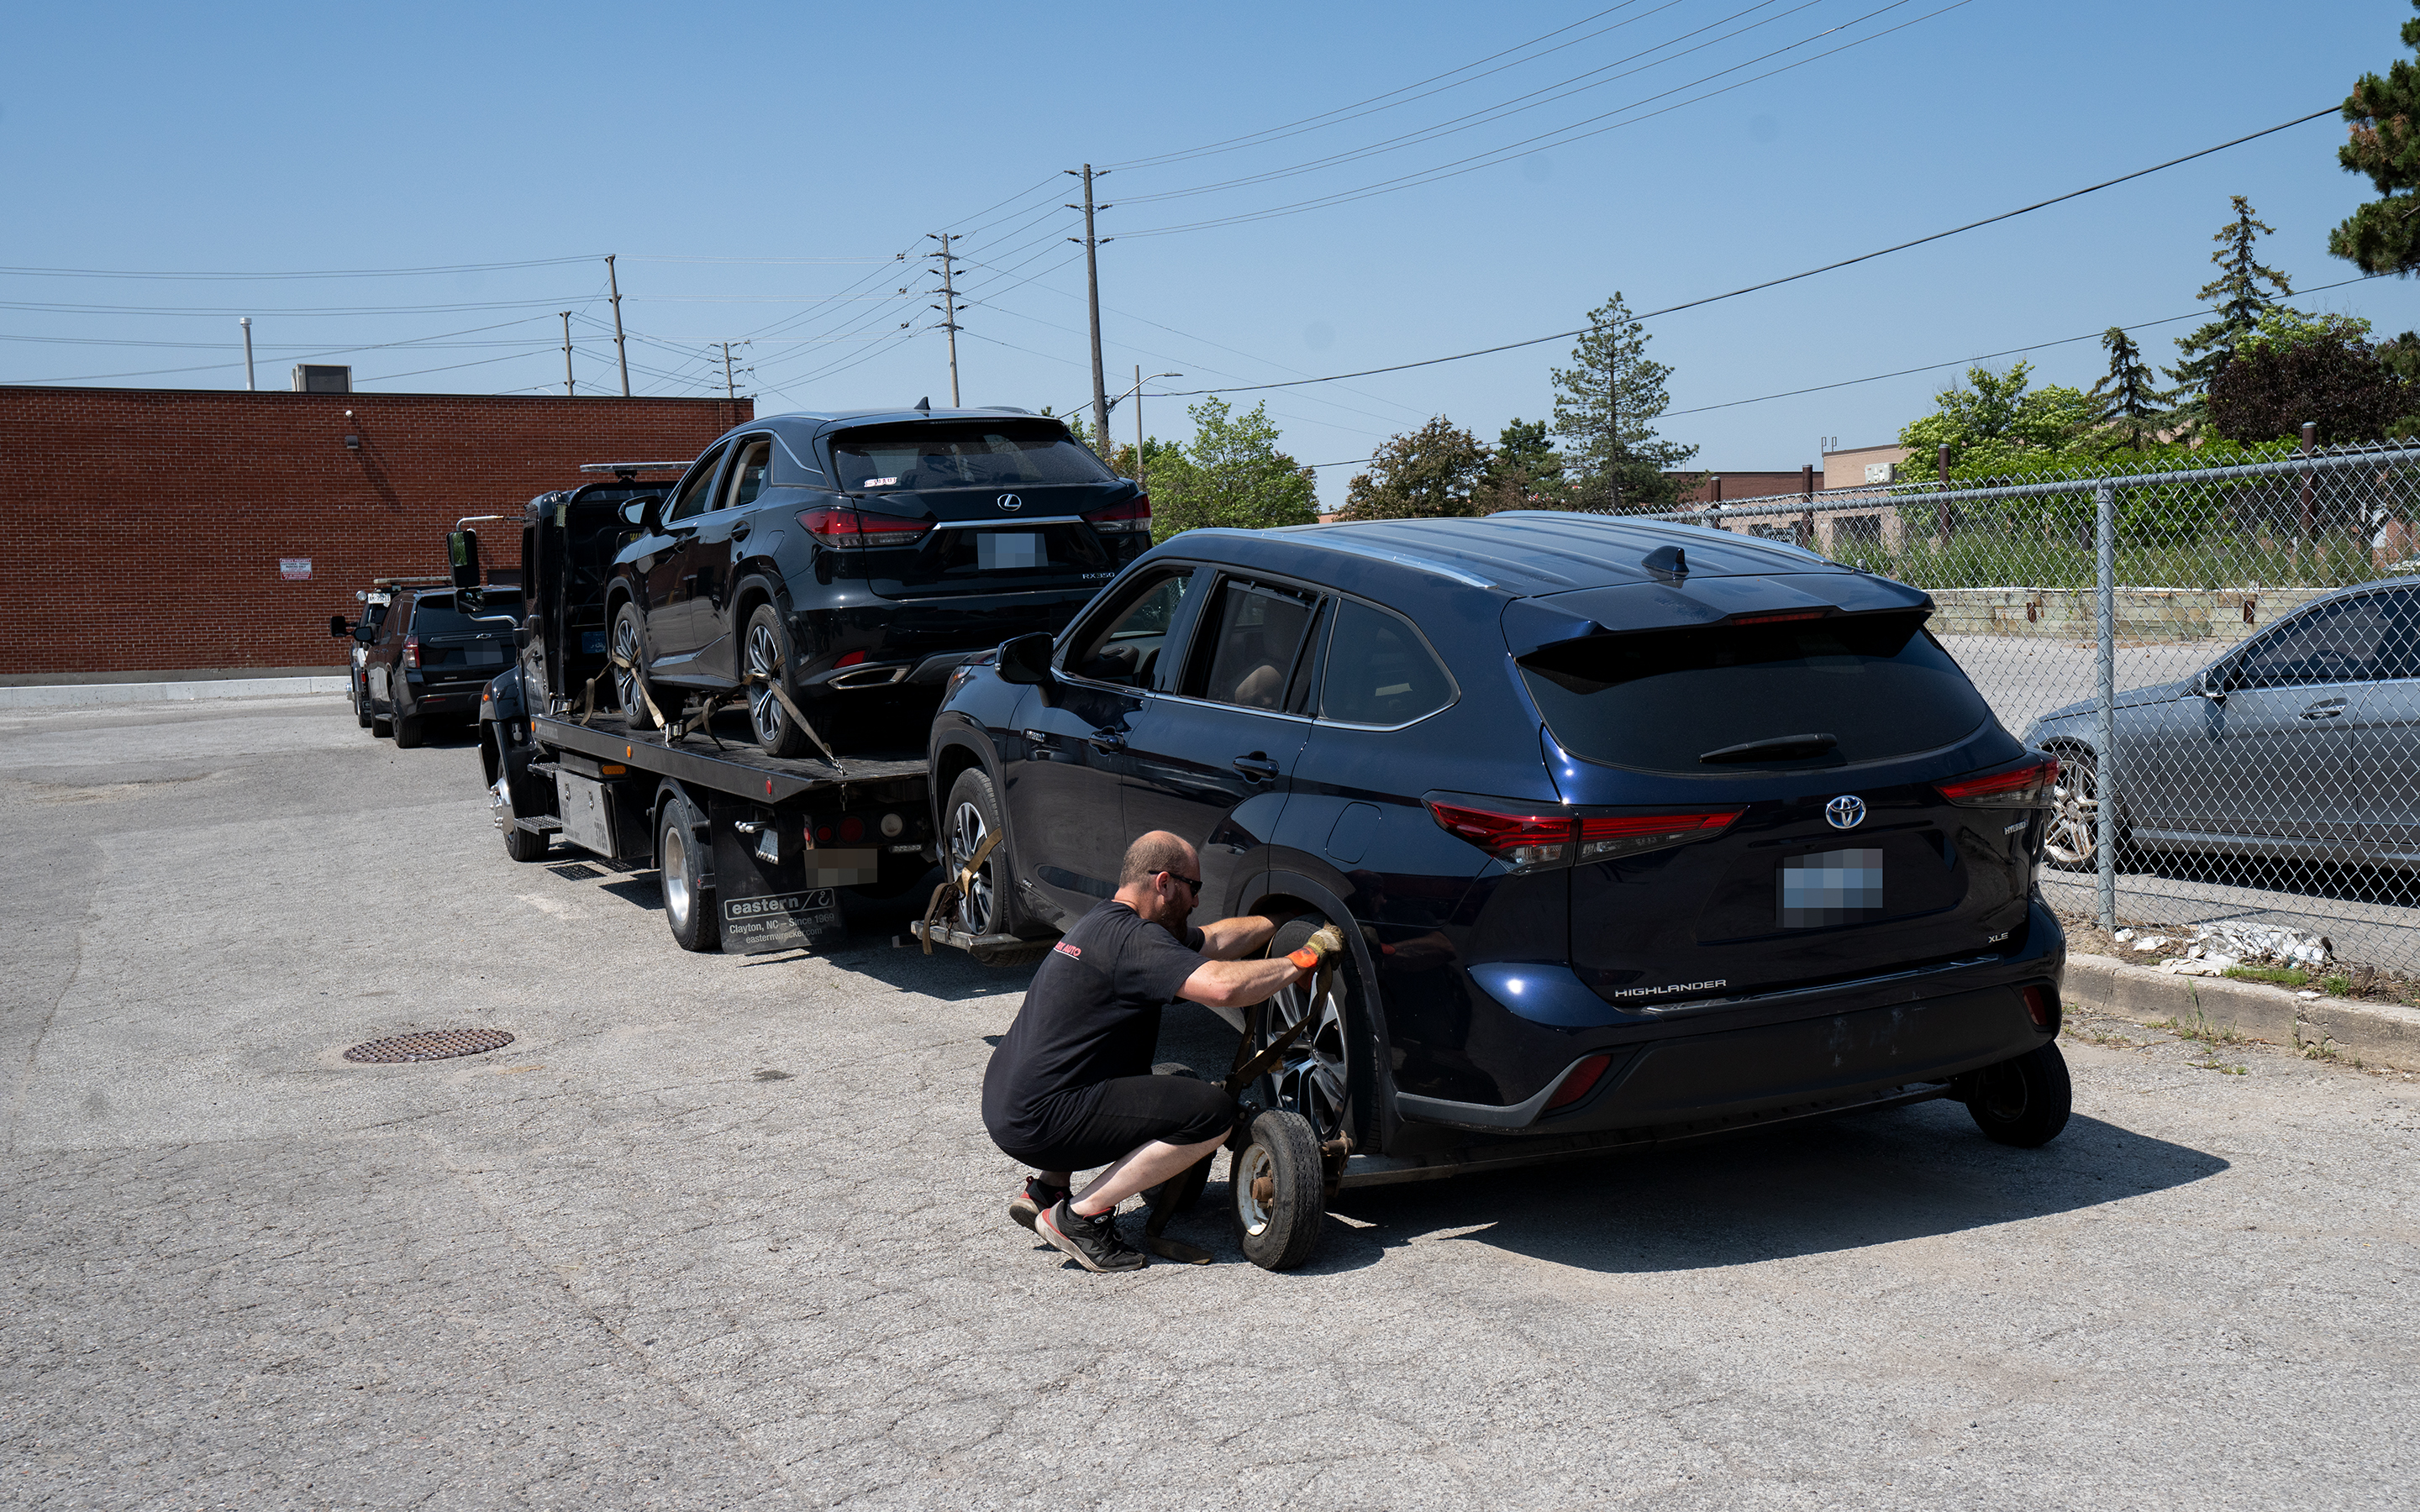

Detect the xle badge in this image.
[1825,795,1866,830]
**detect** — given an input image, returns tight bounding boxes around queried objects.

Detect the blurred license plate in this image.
[466,644,503,666]
[1777,848,1884,927]
[977,532,1041,570]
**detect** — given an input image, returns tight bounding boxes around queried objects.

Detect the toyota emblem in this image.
[1825,795,1866,830]
[996,493,1023,512]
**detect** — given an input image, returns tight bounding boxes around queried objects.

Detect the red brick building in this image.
[2,386,749,682]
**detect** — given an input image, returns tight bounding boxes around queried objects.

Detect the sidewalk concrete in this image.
[0,675,349,710]
[2065,950,2420,1071]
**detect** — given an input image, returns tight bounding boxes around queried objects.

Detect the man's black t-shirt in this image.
[981,900,1207,1154]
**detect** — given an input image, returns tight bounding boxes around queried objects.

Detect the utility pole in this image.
[560,312,575,396]
[239,317,255,391]
[1066,165,1112,453]
[606,253,630,397]
[721,341,740,401]
[1135,364,1145,488]
[927,232,964,407]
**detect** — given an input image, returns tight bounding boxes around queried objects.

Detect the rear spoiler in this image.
[1502,574,1933,657]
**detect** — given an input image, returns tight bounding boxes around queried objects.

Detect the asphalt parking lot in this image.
[5,693,2416,1510]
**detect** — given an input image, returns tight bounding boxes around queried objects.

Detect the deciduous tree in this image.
[1897,361,2097,476]
[2209,309,2407,445]
[1148,397,1318,541]
[1340,417,1491,521]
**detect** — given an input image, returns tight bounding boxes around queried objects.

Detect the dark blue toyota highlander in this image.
[928,512,2071,1168]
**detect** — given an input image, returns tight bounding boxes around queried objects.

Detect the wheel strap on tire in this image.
[1220,956,1329,1097]
[742,664,849,775]
[916,826,1002,954]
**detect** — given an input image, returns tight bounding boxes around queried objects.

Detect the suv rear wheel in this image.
[1964,1042,2072,1147]
[612,602,660,731]
[1255,916,1376,1152]
[743,605,815,759]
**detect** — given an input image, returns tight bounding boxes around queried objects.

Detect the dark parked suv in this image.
[929,513,2072,1168]
[360,585,523,748]
[607,407,1152,756]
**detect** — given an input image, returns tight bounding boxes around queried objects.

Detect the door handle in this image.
[729,518,751,540]
[2301,706,2344,719]
[1231,753,1281,780]
[1086,729,1127,753]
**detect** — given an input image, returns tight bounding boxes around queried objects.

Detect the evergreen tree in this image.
[1340,417,1491,521]
[2331,2,2420,275]
[1475,418,1567,512]
[2087,327,2170,450]
[2166,197,2296,426]
[1549,294,1697,512]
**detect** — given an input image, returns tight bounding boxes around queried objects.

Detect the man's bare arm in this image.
[1194,912,1282,961]
[1177,954,1306,1011]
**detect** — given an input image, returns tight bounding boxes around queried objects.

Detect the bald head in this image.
[1119,831,1197,890]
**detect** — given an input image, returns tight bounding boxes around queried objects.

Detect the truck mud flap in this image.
[709,796,873,954]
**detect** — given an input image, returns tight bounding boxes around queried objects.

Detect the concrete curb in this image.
[0,676,350,710]
[2065,952,2420,1073]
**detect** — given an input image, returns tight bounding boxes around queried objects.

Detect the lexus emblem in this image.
[996,493,1023,512]
[1825,795,1867,831]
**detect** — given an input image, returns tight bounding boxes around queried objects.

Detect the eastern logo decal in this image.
[1825,795,1867,830]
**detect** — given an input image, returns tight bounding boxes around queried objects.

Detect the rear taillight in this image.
[1544,1053,1615,1111]
[1937,753,2059,808]
[1427,801,1744,869]
[2021,983,2060,1032]
[797,506,934,549]
[834,649,868,668]
[403,635,420,669]
[1084,496,1152,534]
[1576,810,1743,861]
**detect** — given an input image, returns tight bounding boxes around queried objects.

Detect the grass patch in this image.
[2152,1011,2252,1048]
[2322,974,2353,996]
[2190,1058,2250,1075]
[2224,966,2310,987]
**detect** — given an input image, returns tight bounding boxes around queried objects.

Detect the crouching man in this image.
[981,830,1344,1272]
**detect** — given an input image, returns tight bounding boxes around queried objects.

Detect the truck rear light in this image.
[837,815,865,843]
[1576,810,1743,860]
[797,506,934,549]
[2021,984,2060,1031]
[403,635,420,669]
[1083,497,1152,534]
[1937,753,2060,808]
[1426,800,1574,869]
[1545,1053,1615,1111]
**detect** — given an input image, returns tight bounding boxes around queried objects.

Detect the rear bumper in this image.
[1394,897,2064,1137]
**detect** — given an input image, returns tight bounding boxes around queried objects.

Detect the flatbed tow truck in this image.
[474,462,944,957]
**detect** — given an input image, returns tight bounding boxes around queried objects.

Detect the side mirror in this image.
[354,620,376,644]
[996,632,1056,686]
[619,496,665,534]
[2193,668,2228,701]
[515,615,535,652]
[329,614,350,639]
[448,528,481,591]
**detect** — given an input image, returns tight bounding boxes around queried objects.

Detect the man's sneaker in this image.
[1036,1199,1147,1273]
[1008,1176,1070,1232]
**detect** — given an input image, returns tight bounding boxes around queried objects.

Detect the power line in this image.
[0,255,599,281]
[1158,105,2344,399]
[0,297,587,318]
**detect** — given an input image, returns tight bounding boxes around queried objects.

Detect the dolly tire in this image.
[1965,1042,2072,1148]
[659,791,719,953]
[1230,1109,1326,1272]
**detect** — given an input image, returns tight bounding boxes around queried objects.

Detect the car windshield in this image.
[1518,610,1992,773]
[831,422,1112,491]
[410,591,522,637]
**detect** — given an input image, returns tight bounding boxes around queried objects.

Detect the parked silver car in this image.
[2023,579,2420,872]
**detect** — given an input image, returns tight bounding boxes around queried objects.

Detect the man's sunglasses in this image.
[1158,870,1202,895]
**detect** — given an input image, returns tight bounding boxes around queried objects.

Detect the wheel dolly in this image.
[1139,956,1347,1273]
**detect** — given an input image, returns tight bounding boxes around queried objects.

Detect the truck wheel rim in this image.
[1235,1143,1275,1236]
[664,823,692,931]
[613,616,643,718]
[1264,966,1349,1140]
[2047,763,2097,866]
[947,801,994,932]
[746,624,786,746]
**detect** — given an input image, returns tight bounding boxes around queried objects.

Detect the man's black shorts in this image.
[992,1074,1234,1173]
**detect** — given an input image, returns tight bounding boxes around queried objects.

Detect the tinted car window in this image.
[1066,569,1197,687]
[666,444,728,523]
[832,422,1113,491]
[724,438,771,511]
[408,591,523,637]
[2231,591,2413,687]
[1518,611,1991,773]
[1321,600,1452,725]
[1190,580,1315,711]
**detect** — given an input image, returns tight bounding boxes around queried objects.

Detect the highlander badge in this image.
[996,493,1023,512]
[1825,795,1866,830]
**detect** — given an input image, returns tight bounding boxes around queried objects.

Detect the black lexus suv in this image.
[928,512,2072,1168]
[606,407,1151,756]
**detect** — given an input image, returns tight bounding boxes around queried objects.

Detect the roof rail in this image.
[577,459,692,475]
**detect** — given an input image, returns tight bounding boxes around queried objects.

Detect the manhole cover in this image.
[343,1029,516,1064]
[548,862,603,880]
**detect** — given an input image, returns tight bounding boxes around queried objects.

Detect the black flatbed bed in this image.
[533,709,929,802]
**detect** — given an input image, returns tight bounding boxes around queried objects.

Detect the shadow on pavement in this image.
[1312,1100,2225,1276]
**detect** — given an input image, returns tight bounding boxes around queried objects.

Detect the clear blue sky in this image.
[5,1,2412,506]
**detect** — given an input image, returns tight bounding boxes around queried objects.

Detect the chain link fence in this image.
[1643,444,2420,980]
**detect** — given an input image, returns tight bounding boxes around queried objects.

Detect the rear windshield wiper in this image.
[1698,732,1837,764]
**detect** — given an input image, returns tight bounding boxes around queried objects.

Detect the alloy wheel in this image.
[746,623,787,748]
[2046,761,2099,868]
[946,800,996,933]
[1260,963,1351,1140]
[613,615,644,720]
